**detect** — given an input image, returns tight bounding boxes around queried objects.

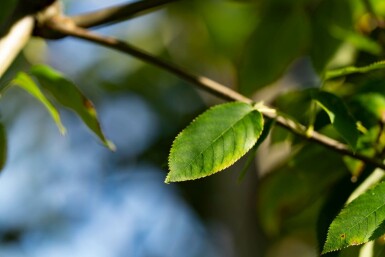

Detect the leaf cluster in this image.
[3,0,385,255]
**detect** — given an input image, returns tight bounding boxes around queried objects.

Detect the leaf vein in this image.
[183,111,257,173]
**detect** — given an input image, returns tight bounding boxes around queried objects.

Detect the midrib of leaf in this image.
[343,202,384,239]
[181,111,255,173]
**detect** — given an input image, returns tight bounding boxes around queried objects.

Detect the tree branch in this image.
[71,0,180,29]
[0,16,34,79]
[0,0,58,78]
[41,17,385,171]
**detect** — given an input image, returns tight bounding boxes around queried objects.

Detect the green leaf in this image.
[322,180,385,254]
[0,122,7,171]
[312,91,359,150]
[238,118,274,182]
[274,88,313,124]
[199,1,257,58]
[350,93,385,128]
[263,0,313,5]
[0,0,17,28]
[257,144,347,236]
[239,6,310,94]
[11,72,66,135]
[330,26,382,55]
[310,0,352,72]
[166,102,264,183]
[30,65,115,150]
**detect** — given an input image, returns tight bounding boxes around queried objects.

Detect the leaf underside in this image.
[12,72,66,135]
[30,65,115,150]
[323,181,385,254]
[166,102,263,183]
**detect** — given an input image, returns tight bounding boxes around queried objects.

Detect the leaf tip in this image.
[164,176,171,184]
[321,246,342,255]
[320,247,333,255]
[106,140,116,151]
[321,239,344,255]
[58,125,67,136]
[164,170,181,183]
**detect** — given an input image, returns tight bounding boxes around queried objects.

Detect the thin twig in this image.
[42,18,385,171]
[325,60,385,80]
[71,0,180,28]
[46,17,252,103]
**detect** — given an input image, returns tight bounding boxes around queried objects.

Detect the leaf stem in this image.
[325,60,385,80]
[40,16,385,171]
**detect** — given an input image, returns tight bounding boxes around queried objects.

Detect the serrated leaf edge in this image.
[322,181,385,254]
[166,102,263,183]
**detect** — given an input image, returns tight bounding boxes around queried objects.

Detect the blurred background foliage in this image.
[2,0,385,256]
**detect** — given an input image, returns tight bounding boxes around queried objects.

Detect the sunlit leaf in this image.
[238,118,273,182]
[30,65,115,150]
[239,6,310,94]
[11,72,66,135]
[312,90,359,150]
[322,181,385,254]
[0,122,7,171]
[317,177,364,257]
[166,102,263,183]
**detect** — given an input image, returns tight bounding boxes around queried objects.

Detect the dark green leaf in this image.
[310,0,352,72]
[349,93,385,128]
[330,26,381,55]
[30,65,115,150]
[166,102,264,183]
[312,91,359,150]
[322,180,385,254]
[0,0,17,28]
[274,88,313,124]
[239,6,310,94]
[264,0,314,5]
[257,144,347,236]
[199,1,257,58]
[11,72,66,135]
